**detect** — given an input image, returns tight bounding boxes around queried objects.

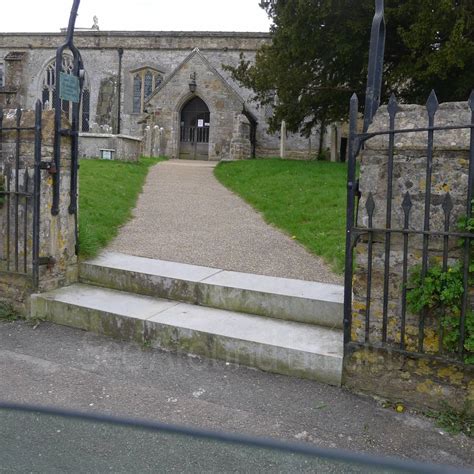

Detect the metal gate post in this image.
[343,94,359,346]
[32,100,42,289]
[52,0,82,217]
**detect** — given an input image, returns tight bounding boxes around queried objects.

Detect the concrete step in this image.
[30,283,344,386]
[80,252,343,329]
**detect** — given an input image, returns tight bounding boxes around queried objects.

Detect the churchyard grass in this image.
[79,157,164,258]
[215,159,347,273]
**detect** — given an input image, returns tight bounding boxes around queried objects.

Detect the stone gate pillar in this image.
[344,101,474,410]
[229,113,251,161]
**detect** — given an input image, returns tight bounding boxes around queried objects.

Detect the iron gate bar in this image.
[363,0,386,133]
[441,194,454,354]
[343,93,359,346]
[23,168,29,274]
[381,94,398,343]
[442,194,453,273]
[357,124,474,142]
[6,165,10,272]
[69,52,85,217]
[365,193,375,343]
[14,108,21,272]
[351,227,474,239]
[400,192,413,350]
[52,0,83,218]
[32,100,42,289]
[418,91,439,353]
[347,341,471,368]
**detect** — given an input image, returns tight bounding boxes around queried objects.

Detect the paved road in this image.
[0,409,369,473]
[0,321,471,470]
[108,160,342,284]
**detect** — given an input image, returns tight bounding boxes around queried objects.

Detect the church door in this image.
[179,97,210,160]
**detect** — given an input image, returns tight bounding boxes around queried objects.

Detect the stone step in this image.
[80,252,343,329]
[30,284,344,386]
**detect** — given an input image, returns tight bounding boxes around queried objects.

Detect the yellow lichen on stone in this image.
[353,349,380,365]
[414,359,433,376]
[437,366,464,386]
[353,302,366,311]
[423,329,439,353]
[416,379,443,396]
[467,381,474,402]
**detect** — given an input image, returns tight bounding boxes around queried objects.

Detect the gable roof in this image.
[146,47,245,106]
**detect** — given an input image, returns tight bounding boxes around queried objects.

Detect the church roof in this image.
[146,47,246,106]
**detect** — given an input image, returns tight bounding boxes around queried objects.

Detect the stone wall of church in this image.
[146,49,246,161]
[0,31,328,160]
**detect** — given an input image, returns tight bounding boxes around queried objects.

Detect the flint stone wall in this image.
[344,101,474,411]
[0,109,78,313]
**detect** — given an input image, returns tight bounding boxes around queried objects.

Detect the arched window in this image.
[41,55,91,132]
[131,67,163,113]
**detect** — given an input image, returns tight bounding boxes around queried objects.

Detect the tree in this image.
[225,0,474,140]
[388,0,474,103]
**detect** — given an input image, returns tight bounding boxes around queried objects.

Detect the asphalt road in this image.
[0,409,380,474]
[0,321,472,471]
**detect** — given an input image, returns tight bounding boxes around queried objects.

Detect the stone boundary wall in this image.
[344,101,474,412]
[344,346,473,412]
[79,133,142,161]
[0,110,77,313]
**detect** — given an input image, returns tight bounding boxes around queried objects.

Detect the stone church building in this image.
[0,30,341,161]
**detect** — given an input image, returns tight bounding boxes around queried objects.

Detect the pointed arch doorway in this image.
[179,96,210,160]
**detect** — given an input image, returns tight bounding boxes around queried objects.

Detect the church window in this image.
[0,63,4,87]
[131,68,163,113]
[41,55,91,132]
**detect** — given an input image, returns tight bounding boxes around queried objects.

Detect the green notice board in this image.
[59,72,80,103]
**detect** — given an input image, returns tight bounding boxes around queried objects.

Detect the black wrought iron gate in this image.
[344,92,474,360]
[0,103,43,288]
[344,1,474,365]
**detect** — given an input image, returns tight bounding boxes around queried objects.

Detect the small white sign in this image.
[197,119,204,128]
[100,149,113,160]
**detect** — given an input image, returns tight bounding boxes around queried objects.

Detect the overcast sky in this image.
[0,0,272,33]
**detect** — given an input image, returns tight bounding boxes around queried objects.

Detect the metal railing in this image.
[0,102,43,288]
[344,91,474,363]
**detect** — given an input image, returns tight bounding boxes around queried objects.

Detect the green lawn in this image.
[214,159,347,273]
[79,157,164,258]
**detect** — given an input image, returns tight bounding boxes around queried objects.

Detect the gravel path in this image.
[108,160,342,284]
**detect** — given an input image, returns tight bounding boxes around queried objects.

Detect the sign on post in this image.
[59,72,80,103]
